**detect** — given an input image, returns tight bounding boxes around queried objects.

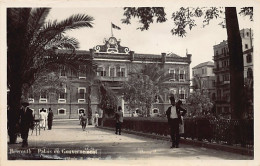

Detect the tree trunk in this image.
[87,85,92,124]
[225,7,245,119]
[8,82,23,144]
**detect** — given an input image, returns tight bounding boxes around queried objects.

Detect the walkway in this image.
[8,119,253,160]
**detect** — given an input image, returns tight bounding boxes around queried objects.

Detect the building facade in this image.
[28,36,192,119]
[213,28,253,116]
[192,61,216,101]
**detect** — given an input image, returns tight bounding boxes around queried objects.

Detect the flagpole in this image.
[111,22,113,37]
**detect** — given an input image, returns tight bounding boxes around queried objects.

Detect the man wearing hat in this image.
[166,95,187,148]
[19,100,34,147]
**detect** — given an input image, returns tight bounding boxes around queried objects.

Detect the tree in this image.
[186,90,214,118]
[121,7,253,119]
[122,73,159,116]
[98,82,119,117]
[7,8,94,143]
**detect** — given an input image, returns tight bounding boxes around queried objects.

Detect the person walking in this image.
[94,112,99,126]
[166,96,187,148]
[81,113,88,131]
[19,101,34,147]
[39,108,46,130]
[115,106,123,135]
[47,108,54,130]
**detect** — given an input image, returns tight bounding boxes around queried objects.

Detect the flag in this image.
[111,23,121,30]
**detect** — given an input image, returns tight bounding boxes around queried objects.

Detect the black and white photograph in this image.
[0,0,259,165]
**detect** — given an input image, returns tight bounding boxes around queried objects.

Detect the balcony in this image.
[97,76,128,82]
[213,67,229,73]
[213,52,229,60]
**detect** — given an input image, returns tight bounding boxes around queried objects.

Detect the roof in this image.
[192,61,214,69]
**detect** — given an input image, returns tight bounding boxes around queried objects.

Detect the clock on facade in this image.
[108,37,117,45]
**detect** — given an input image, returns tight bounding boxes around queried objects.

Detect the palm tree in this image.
[7,8,94,143]
[140,63,174,102]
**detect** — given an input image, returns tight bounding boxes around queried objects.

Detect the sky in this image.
[47,7,253,70]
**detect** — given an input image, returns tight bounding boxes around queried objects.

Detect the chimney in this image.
[130,51,135,61]
[161,53,166,64]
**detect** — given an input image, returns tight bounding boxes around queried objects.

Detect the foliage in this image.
[7,8,94,143]
[121,7,253,120]
[122,7,253,37]
[98,82,119,116]
[186,90,214,118]
[22,71,66,100]
[239,7,253,21]
[122,73,159,116]
[243,78,253,119]
[122,7,166,31]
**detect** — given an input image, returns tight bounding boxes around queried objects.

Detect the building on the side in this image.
[28,36,192,119]
[191,61,216,101]
[213,28,253,116]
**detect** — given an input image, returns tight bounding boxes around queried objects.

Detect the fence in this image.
[99,117,253,149]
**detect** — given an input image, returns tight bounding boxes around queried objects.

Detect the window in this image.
[246,32,249,37]
[202,68,205,74]
[109,67,116,77]
[58,108,66,115]
[169,68,175,80]
[58,88,66,103]
[247,68,253,79]
[39,108,47,114]
[78,108,85,115]
[153,109,159,114]
[117,67,126,77]
[179,88,185,99]
[60,67,66,78]
[97,67,106,76]
[28,92,34,103]
[216,50,218,56]
[212,80,216,87]
[246,54,252,63]
[169,88,177,95]
[245,44,248,49]
[39,90,47,103]
[79,65,86,79]
[78,87,86,103]
[179,70,185,81]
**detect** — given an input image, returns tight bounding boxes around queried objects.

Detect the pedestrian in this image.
[39,108,46,130]
[47,108,54,130]
[79,111,83,125]
[19,101,34,147]
[166,96,187,148]
[176,100,185,136]
[81,113,88,131]
[94,111,99,126]
[115,106,123,135]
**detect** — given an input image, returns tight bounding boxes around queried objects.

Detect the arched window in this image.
[247,68,253,79]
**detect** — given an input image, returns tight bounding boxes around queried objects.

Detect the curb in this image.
[97,126,253,156]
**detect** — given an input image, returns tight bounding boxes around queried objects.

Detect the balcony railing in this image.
[213,67,229,73]
[97,76,128,82]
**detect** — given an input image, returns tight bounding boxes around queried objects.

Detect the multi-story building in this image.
[28,36,192,119]
[192,61,216,101]
[213,28,253,116]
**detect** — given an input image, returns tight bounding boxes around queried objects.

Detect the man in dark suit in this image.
[166,96,187,148]
[47,108,54,130]
[19,101,34,147]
